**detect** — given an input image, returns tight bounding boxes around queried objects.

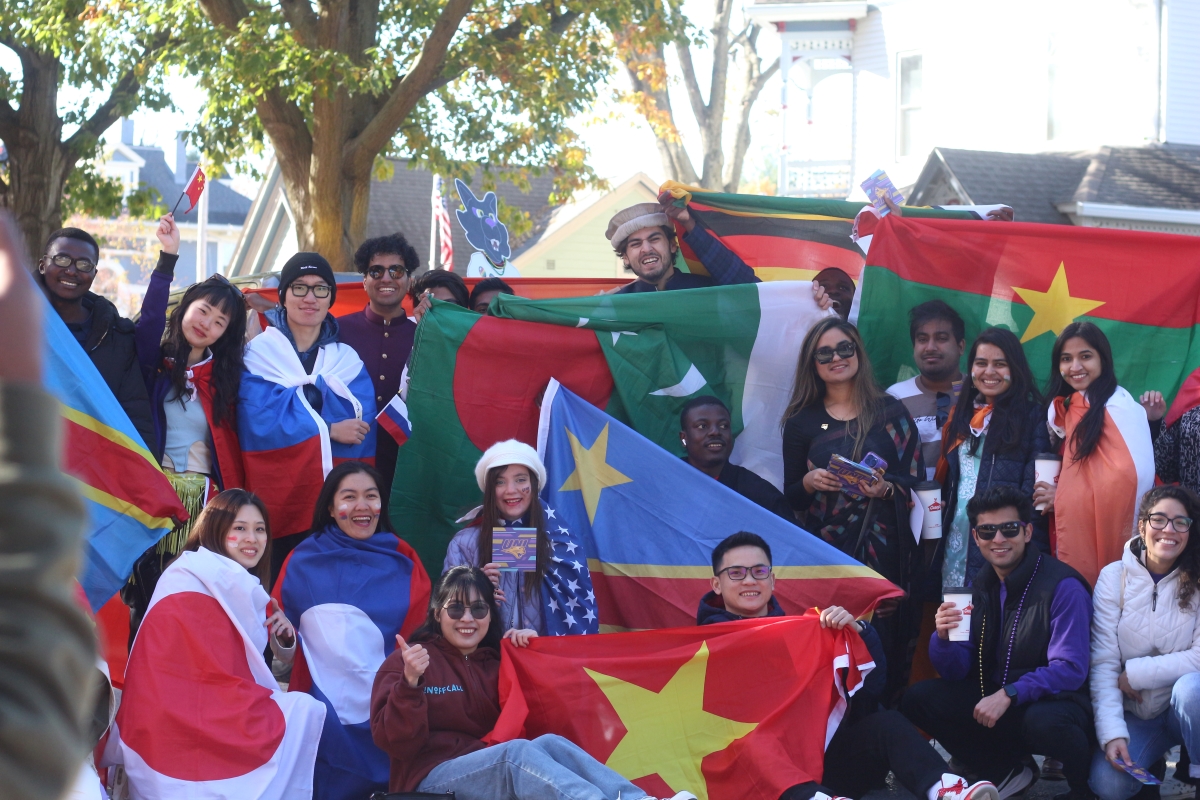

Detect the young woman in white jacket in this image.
[1089,485,1200,800]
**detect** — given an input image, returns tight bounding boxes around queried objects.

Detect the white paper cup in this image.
[1034,453,1062,512]
[915,480,943,540]
[943,590,973,642]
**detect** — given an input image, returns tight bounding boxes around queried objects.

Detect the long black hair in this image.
[410,565,503,652]
[162,276,247,426]
[944,327,1041,456]
[474,464,548,603]
[1045,321,1117,462]
[310,461,393,534]
[1135,485,1200,610]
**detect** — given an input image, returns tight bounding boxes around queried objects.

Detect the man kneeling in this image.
[700,532,998,800]
[900,486,1093,800]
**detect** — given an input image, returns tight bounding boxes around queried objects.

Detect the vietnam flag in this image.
[487,614,875,800]
[857,215,1200,406]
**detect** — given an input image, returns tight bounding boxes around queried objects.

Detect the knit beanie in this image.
[474,440,547,491]
[279,252,337,304]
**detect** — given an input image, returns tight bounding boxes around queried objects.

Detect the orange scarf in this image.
[933,402,994,485]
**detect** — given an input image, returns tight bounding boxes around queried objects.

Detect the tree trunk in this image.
[3,49,73,262]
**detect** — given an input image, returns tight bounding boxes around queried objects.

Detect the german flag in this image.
[660,181,976,282]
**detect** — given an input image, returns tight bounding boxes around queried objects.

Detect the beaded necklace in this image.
[976,553,1042,698]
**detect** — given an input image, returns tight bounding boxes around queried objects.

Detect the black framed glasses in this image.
[46,253,97,274]
[936,392,952,428]
[814,341,857,364]
[444,601,491,620]
[1146,513,1193,533]
[974,521,1026,541]
[715,564,772,581]
[289,283,332,298]
[366,265,408,280]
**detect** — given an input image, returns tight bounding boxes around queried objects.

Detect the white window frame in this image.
[896,51,924,159]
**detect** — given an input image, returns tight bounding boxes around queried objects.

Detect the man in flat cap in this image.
[608,192,761,293]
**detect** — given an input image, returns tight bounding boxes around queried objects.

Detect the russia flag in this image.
[376,394,411,445]
[273,526,430,800]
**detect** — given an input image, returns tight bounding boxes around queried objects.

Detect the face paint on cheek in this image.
[336,503,350,520]
[519,485,530,495]
[369,501,381,518]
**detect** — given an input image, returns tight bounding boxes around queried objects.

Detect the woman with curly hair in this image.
[1089,485,1200,800]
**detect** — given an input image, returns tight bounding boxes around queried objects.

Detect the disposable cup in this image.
[1034,453,1063,511]
[943,589,973,642]
[915,480,943,540]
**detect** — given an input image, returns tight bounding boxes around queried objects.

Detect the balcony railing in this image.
[784,159,852,199]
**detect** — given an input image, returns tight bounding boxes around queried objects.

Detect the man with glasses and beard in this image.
[339,234,420,494]
[901,485,1094,800]
[887,300,967,481]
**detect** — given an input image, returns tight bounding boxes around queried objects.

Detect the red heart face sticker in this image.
[118,591,285,781]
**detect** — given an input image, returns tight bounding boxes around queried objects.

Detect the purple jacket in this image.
[133,252,182,464]
[929,573,1092,705]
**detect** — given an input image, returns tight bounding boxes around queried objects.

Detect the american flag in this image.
[541,503,599,636]
[431,175,455,272]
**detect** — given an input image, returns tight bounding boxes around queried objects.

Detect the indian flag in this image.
[390,282,831,568]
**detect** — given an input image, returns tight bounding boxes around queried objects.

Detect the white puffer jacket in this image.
[1091,540,1200,747]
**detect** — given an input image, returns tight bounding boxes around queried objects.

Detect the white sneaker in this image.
[994,766,1036,800]
[933,773,1000,800]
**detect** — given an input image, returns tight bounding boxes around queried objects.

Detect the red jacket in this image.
[370,636,501,792]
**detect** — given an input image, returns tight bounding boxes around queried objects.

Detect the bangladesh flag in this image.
[857,215,1200,402]
[390,282,830,569]
[660,180,978,281]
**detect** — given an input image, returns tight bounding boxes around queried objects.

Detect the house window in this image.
[897,54,923,158]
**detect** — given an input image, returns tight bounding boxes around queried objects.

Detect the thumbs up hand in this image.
[396,634,430,688]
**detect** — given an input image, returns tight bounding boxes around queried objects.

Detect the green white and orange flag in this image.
[856,215,1200,402]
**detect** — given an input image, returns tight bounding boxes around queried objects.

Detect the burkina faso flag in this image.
[487,614,874,800]
[659,180,977,281]
[390,282,829,569]
[857,215,1200,402]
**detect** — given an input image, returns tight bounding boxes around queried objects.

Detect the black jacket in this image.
[696,590,786,625]
[682,457,796,522]
[941,403,1049,583]
[78,292,156,448]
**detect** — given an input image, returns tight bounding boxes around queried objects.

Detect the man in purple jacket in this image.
[338,233,419,495]
[900,485,1094,800]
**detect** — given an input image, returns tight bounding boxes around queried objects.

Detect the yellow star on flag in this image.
[1012,262,1105,343]
[558,423,632,523]
[585,642,757,800]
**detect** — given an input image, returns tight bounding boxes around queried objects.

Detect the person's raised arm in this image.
[0,212,96,800]
[658,191,758,286]
[134,214,181,385]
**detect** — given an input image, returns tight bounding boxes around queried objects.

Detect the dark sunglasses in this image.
[367,265,408,280]
[443,601,490,621]
[289,283,332,298]
[1145,513,1194,533]
[815,341,857,364]
[46,253,97,274]
[715,564,772,581]
[974,521,1026,540]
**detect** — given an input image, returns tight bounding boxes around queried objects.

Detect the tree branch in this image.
[343,0,472,176]
[279,0,319,48]
[673,38,707,130]
[619,47,698,185]
[723,22,777,191]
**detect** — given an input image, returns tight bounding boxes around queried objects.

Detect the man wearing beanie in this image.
[608,191,760,293]
[240,251,376,577]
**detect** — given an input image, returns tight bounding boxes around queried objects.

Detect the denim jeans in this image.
[1090,673,1200,800]
[417,734,655,800]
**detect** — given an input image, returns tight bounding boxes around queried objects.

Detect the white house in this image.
[747,0,1200,206]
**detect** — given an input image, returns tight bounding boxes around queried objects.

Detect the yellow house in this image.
[511,173,660,278]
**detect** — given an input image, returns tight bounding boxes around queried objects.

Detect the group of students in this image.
[36,192,1200,800]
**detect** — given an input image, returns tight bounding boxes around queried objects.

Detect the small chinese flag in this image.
[180,166,206,213]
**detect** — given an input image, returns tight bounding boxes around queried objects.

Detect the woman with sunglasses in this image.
[37,216,181,448]
[1034,322,1158,586]
[782,317,923,698]
[444,440,563,640]
[936,328,1045,589]
[271,461,430,800]
[370,564,698,800]
[1089,485,1200,800]
[239,252,378,572]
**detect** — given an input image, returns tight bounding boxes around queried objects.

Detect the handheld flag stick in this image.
[173,165,207,216]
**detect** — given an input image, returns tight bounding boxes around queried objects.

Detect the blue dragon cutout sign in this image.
[454,178,520,277]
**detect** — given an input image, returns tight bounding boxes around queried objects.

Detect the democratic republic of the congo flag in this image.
[42,297,186,611]
[537,382,900,630]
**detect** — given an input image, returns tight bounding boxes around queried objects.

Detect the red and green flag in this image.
[390,282,830,570]
[857,215,1200,402]
[487,614,874,800]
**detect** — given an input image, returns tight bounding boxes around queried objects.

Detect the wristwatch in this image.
[1003,684,1019,701]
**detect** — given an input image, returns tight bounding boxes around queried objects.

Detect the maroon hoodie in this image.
[370,636,502,792]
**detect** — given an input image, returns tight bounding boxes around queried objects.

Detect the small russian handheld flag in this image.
[376,394,411,445]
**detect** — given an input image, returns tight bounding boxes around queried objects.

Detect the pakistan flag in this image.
[390,282,830,567]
